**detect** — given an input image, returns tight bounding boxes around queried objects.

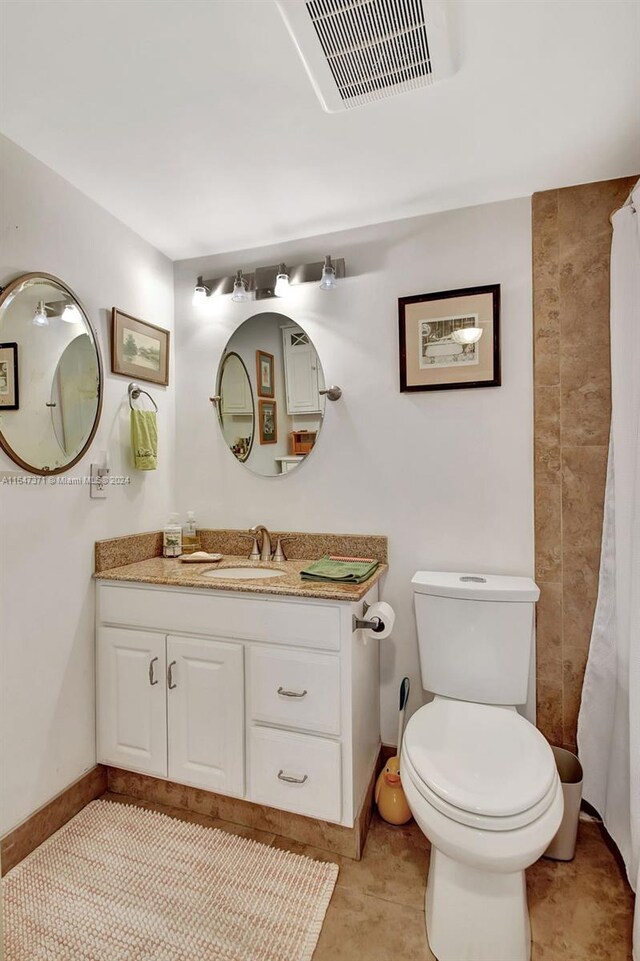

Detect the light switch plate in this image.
[90,463,108,499]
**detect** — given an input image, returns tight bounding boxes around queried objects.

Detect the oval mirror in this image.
[215,313,325,476]
[0,273,102,474]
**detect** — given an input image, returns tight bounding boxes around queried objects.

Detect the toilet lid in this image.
[402,699,557,818]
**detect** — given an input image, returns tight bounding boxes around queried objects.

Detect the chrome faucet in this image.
[250,524,273,562]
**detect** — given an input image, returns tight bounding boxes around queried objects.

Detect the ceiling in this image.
[1,0,639,260]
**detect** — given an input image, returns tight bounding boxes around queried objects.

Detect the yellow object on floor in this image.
[375,756,412,825]
[131,409,158,470]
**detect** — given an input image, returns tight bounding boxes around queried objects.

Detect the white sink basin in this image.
[201,567,286,580]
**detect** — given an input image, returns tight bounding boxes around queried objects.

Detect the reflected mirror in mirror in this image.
[0,273,102,474]
[215,313,325,476]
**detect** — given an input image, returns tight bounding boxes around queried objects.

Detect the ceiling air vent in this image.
[276,0,453,112]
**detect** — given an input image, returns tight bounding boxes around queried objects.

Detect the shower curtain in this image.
[577,179,640,959]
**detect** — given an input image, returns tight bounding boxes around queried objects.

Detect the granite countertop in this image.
[94,555,387,602]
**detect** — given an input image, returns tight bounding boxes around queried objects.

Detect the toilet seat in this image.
[402,698,557,830]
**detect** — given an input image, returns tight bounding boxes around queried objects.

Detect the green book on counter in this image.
[300,556,379,584]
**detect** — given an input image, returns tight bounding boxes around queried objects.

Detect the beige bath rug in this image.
[3,799,338,961]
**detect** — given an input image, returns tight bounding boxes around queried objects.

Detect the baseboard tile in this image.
[1,765,108,874]
[106,755,380,861]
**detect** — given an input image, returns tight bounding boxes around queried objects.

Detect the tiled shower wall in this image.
[533,175,637,751]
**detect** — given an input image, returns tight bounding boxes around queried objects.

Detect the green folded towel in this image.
[131,409,158,471]
[300,556,379,584]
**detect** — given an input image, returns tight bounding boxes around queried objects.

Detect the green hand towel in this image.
[131,409,158,471]
[300,556,379,584]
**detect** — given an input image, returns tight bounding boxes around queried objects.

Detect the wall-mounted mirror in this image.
[215,313,325,476]
[0,273,103,474]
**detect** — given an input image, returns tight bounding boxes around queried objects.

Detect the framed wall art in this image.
[0,342,19,410]
[398,284,500,392]
[256,349,275,398]
[111,308,170,386]
[258,399,277,444]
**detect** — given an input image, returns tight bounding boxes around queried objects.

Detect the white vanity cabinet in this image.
[96,580,381,828]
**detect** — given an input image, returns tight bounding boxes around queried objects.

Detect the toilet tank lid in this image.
[412,571,540,602]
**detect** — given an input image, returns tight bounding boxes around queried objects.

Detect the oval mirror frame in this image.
[214,312,326,477]
[216,350,255,464]
[0,272,104,475]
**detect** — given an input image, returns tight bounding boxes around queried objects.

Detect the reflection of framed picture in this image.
[0,343,19,410]
[256,349,274,398]
[399,285,500,392]
[258,399,277,444]
[111,308,170,386]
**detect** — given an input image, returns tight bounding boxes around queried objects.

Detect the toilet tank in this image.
[412,572,540,706]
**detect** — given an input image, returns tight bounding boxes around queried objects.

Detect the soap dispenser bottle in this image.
[163,513,183,558]
[182,511,201,554]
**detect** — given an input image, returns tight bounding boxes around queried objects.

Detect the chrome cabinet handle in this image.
[277,770,308,784]
[149,657,159,686]
[167,660,177,689]
[277,686,308,698]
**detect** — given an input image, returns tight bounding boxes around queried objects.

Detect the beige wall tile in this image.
[563,644,590,751]
[536,675,563,747]
[535,582,562,676]
[534,386,561,486]
[560,345,611,446]
[562,547,601,651]
[535,485,562,581]
[561,446,608,549]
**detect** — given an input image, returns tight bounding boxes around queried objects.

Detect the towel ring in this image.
[128,382,158,412]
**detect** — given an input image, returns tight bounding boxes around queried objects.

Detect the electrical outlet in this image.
[90,463,109,499]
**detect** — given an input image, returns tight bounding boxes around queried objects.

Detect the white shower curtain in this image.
[577,179,640,959]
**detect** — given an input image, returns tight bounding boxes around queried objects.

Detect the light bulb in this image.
[319,255,337,290]
[32,300,49,327]
[274,264,289,297]
[231,270,249,303]
[452,327,483,345]
[61,304,81,324]
[192,276,208,306]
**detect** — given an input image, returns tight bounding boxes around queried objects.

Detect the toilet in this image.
[402,571,564,961]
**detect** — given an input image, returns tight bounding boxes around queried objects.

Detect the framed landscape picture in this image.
[258,399,277,444]
[398,284,500,392]
[256,349,275,398]
[111,308,170,386]
[0,342,19,410]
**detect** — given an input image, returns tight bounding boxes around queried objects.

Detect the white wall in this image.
[0,135,175,833]
[173,198,534,744]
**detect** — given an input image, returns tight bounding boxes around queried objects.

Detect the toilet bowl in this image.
[402,697,563,961]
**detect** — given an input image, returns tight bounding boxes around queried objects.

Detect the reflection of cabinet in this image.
[282,326,323,414]
[221,354,253,414]
[98,626,244,794]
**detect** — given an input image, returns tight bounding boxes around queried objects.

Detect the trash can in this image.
[544,746,583,861]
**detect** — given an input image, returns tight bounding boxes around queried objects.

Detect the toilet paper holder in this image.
[353,601,386,634]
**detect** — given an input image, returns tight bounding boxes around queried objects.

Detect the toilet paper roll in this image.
[362,601,395,639]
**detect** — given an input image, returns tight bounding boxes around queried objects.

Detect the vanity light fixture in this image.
[32,300,49,327]
[195,256,345,302]
[451,327,483,345]
[231,269,249,303]
[61,303,82,324]
[274,264,290,297]
[319,255,338,290]
[192,276,210,306]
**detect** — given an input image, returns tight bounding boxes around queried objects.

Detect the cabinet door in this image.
[167,635,244,795]
[97,627,167,777]
[282,326,321,414]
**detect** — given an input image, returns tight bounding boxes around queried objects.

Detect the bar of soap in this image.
[179,551,223,563]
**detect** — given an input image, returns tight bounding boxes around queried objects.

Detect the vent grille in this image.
[306,0,432,107]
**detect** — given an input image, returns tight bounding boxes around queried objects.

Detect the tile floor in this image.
[101,793,634,960]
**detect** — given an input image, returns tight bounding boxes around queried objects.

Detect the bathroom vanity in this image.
[95,538,386,831]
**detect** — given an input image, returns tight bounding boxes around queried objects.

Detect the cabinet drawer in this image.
[249,646,340,735]
[98,583,341,651]
[249,727,341,823]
